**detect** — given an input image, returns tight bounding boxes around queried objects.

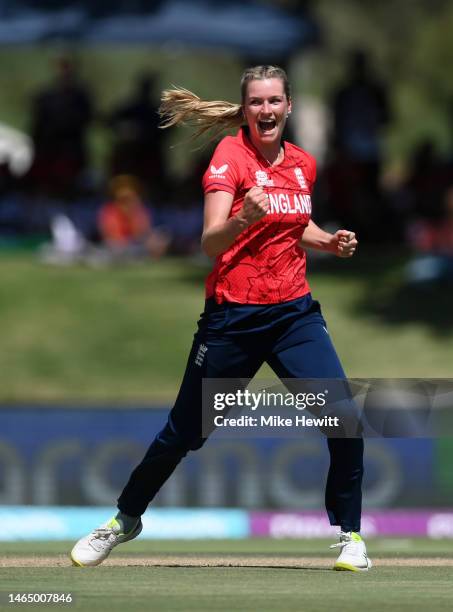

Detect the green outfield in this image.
[0,250,452,404]
[1,539,453,611]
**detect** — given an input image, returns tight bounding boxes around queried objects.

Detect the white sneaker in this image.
[70,517,142,567]
[330,531,372,571]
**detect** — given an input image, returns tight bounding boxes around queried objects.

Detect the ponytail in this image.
[158,87,243,141]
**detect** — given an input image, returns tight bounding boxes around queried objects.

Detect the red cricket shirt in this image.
[202,127,316,304]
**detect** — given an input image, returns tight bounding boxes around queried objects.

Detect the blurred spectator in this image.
[27,56,94,199]
[324,49,392,242]
[332,50,390,168]
[38,213,88,266]
[0,159,15,200]
[162,152,209,255]
[404,139,446,221]
[97,174,169,262]
[406,185,453,285]
[107,73,167,201]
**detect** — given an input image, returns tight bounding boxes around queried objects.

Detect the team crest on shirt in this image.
[255,170,274,187]
[209,164,228,179]
[294,167,307,190]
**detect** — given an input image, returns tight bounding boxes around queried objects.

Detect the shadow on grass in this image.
[356,282,453,336]
[310,249,453,336]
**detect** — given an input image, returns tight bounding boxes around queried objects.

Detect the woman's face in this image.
[115,187,140,209]
[243,78,291,148]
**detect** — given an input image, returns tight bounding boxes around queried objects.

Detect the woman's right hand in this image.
[236,186,269,226]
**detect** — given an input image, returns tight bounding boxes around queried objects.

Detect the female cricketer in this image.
[71,65,372,571]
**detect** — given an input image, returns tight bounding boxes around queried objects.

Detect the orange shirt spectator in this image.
[98,175,169,260]
[99,175,151,247]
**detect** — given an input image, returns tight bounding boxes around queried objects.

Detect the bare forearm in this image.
[300,220,358,258]
[299,220,335,253]
[201,214,248,258]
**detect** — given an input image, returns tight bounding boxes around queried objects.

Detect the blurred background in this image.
[1,0,453,540]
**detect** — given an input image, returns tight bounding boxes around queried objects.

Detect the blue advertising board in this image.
[0,405,437,508]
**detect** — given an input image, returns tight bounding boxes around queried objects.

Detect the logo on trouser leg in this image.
[195,343,208,366]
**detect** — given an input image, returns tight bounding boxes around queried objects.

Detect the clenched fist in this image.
[330,230,358,258]
[236,186,270,226]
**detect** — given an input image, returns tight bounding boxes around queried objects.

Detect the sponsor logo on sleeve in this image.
[209,164,229,179]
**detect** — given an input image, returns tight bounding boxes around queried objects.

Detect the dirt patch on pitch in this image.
[0,555,71,568]
[2,555,453,568]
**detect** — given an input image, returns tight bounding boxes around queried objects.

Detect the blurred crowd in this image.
[0,53,452,280]
[319,50,453,283]
[0,57,204,262]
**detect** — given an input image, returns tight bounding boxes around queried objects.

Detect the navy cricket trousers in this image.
[117,294,364,532]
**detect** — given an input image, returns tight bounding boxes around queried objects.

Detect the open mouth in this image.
[258,119,277,133]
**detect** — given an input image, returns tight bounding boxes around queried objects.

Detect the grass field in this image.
[0,249,452,403]
[1,539,453,611]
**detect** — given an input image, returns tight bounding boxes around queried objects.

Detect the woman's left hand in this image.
[331,230,357,258]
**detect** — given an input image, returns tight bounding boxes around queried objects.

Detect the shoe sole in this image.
[70,552,88,567]
[70,521,143,568]
[334,561,371,572]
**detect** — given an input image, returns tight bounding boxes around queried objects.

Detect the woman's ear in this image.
[287,98,293,117]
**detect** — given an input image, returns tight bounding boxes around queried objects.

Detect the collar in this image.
[236,127,304,167]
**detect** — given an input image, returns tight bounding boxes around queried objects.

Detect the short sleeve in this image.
[202,138,241,196]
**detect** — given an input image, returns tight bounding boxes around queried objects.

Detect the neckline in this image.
[240,127,287,169]
[261,146,284,168]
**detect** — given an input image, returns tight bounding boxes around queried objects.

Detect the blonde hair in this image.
[158,65,290,142]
